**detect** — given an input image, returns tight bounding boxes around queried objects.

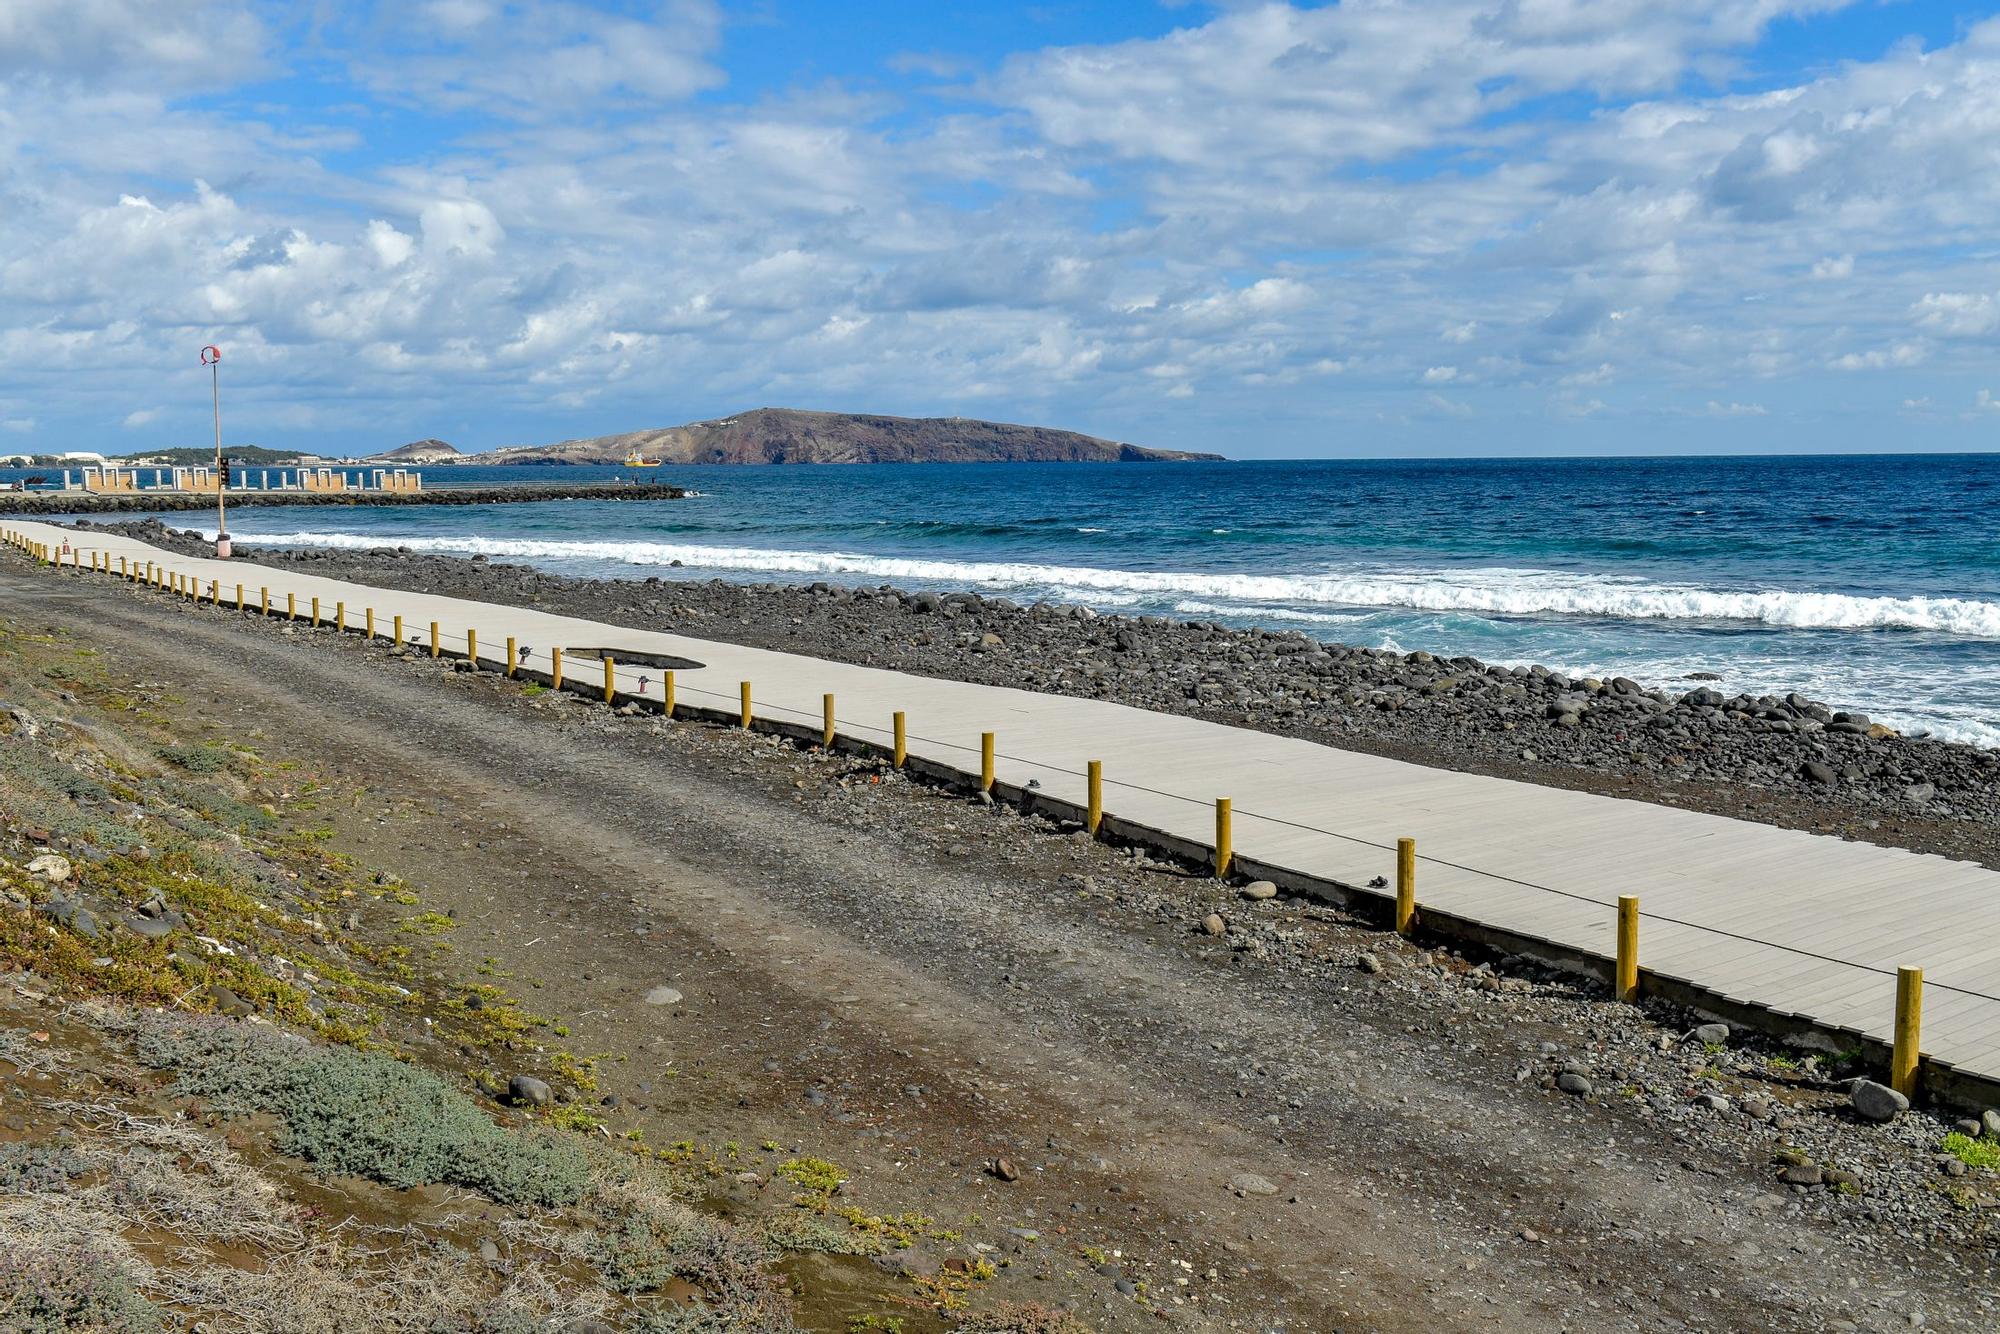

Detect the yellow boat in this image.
[624,452,660,467]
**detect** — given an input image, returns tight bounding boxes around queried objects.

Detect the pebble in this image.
[1239,881,1278,901]
[27,852,71,882]
[508,1073,553,1107]
[1201,913,1226,937]
[1556,1072,1593,1097]
[1779,1162,1823,1186]
[1691,1022,1731,1045]
[644,985,683,1006]
[1356,952,1383,975]
[1228,1172,1278,1197]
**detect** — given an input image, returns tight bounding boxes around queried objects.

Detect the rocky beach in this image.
[98,517,2000,871]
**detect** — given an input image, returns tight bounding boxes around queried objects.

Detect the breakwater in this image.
[0,482,686,515]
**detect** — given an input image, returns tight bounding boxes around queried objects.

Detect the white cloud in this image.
[1,1,1997,455]
[1912,291,1999,337]
[1706,400,1767,416]
[122,407,161,427]
[1830,342,1926,371]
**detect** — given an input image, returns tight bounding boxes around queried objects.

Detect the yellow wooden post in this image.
[367,608,376,639]
[892,711,907,766]
[1616,896,1640,1003]
[662,669,673,717]
[335,601,345,633]
[311,596,321,627]
[235,583,244,610]
[1215,798,1233,878]
[603,655,615,703]
[1087,760,1103,835]
[981,731,995,793]
[823,693,836,749]
[466,628,477,668]
[208,578,218,603]
[506,636,517,678]
[1396,837,1417,936]
[120,555,127,577]
[740,680,752,729]
[261,586,270,615]
[551,647,564,691]
[393,614,403,645]
[1892,965,1923,1098]
[429,621,440,657]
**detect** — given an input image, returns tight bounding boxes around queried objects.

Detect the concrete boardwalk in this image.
[10,520,2000,1098]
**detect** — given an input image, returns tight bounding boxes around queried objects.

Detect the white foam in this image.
[234,532,2000,639]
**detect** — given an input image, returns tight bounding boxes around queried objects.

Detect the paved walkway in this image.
[10,520,2000,1095]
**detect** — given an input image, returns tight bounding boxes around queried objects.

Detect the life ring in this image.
[200,346,221,366]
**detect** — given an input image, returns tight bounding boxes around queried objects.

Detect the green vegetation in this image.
[0,1239,160,1334]
[1943,1132,2000,1171]
[135,1016,592,1206]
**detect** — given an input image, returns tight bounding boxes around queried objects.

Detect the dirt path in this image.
[6,560,1994,1332]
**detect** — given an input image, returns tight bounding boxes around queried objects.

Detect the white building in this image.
[60,451,108,463]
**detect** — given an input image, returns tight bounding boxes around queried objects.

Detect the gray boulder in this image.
[1849,1079,1908,1123]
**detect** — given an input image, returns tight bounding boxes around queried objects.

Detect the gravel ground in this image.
[7,543,1999,1331]
[98,519,1998,872]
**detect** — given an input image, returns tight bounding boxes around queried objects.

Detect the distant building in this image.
[61,450,108,463]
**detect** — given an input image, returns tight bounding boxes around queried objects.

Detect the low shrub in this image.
[0,1237,158,1334]
[135,1016,590,1207]
[0,1144,91,1194]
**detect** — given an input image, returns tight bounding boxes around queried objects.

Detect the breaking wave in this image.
[234,531,2000,639]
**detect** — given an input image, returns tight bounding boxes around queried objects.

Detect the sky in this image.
[3,1,2000,459]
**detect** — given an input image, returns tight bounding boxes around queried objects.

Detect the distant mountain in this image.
[367,438,461,464]
[116,446,321,466]
[469,408,1221,465]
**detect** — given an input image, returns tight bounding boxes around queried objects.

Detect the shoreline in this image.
[0,481,686,514]
[92,517,2000,870]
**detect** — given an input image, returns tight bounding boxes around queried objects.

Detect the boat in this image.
[624,451,661,467]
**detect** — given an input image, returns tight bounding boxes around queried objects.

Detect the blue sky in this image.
[4,1,2000,458]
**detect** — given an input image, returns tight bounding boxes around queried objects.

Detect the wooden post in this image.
[261,587,270,615]
[552,647,564,691]
[603,655,615,703]
[662,669,673,717]
[740,680,752,729]
[208,578,218,603]
[980,732,995,793]
[235,583,244,610]
[120,556,127,577]
[430,621,440,657]
[393,614,403,645]
[466,628,477,668]
[1892,965,1923,1098]
[892,711,907,766]
[1616,896,1640,1003]
[1215,798,1233,878]
[311,596,321,627]
[367,608,377,640]
[1086,760,1103,835]
[1396,837,1417,936]
[822,693,836,749]
[335,601,345,633]
[506,636,518,678]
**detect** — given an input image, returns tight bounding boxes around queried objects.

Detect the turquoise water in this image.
[17,455,1998,746]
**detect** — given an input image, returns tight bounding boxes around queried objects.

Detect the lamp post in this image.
[201,345,229,557]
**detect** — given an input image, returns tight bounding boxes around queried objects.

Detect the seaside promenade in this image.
[9,519,2000,1105]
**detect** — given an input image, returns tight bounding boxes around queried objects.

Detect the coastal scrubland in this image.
[2,536,1999,1331]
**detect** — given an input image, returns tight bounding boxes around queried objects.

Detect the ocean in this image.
[9,454,1997,747]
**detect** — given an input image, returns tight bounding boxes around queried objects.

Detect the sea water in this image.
[17,454,1997,746]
